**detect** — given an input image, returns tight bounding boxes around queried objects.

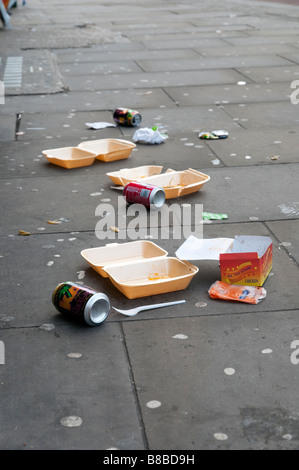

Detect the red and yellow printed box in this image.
[220,236,272,287]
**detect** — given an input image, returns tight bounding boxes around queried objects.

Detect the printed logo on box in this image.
[0,81,4,105]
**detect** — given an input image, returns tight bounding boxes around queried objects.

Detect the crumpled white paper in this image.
[133,127,167,144]
[85,122,116,129]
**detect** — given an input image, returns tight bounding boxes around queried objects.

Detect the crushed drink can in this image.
[113,107,142,127]
[52,282,110,326]
[123,182,165,208]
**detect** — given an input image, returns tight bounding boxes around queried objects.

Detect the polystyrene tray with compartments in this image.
[80,240,199,299]
[107,167,210,198]
[43,139,136,168]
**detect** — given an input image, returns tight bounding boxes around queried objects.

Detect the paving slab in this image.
[0,89,175,116]
[0,50,65,96]
[0,323,144,450]
[164,82,292,107]
[266,219,299,263]
[123,310,299,450]
[237,65,299,84]
[56,47,201,64]
[223,101,299,129]
[201,127,299,166]
[64,69,248,92]
[225,35,299,47]
[195,44,299,57]
[136,55,293,73]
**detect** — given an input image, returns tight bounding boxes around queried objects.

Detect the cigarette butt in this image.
[19,230,31,236]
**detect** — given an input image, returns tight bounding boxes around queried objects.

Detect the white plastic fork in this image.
[112,300,186,316]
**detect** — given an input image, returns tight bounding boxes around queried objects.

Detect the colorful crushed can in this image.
[113,108,142,127]
[123,182,165,208]
[52,282,110,326]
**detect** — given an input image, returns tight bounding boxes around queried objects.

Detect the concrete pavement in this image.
[1,0,299,451]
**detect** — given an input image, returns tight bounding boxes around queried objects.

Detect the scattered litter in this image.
[110,226,119,233]
[43,139,135,168]
[261,349,273,354]
[208,280,267,304]
[176,235,273,286]
[195,301,207,308]
[47,261,54,267]
[39,324,55,331]
[18,230,31,236]
[81,241,198,299]
[15,113,22,141]
[123,182,165,208]
[146,400,161,409]
[108,167,210,199]
[47,219,62,225]
[85,122,116,130]
[202,212,228,220]
[237,81,247,86]
[112,300,185,316]
[133,126,168,144]
[60,416,83,428]
[270,155,280,160]
[214,433,228,441]
[67,353,82,359]
[52,282,110,326]
[224,368,236,376]
[113,107,142,127]
[199,130,228,140]
[172,334,188,339]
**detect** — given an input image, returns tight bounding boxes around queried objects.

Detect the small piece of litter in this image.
[199,130,228,139]
[60,416,83,428]
[146,400,162,409]
[270,155,280,160]
[261,349,273,354]
[214,433,228,441]
[172,334,188,339]
[203,212,228,220]
[224,368,236,376]
[47,220,62,225]
[39,324,55,331]
[85,122,116,130]
[110,226,119,233]
[19,230,31,236]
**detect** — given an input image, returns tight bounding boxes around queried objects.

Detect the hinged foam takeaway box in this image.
[176,235,273,287]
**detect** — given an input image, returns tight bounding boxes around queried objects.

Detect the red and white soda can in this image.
[123,182,165,208]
